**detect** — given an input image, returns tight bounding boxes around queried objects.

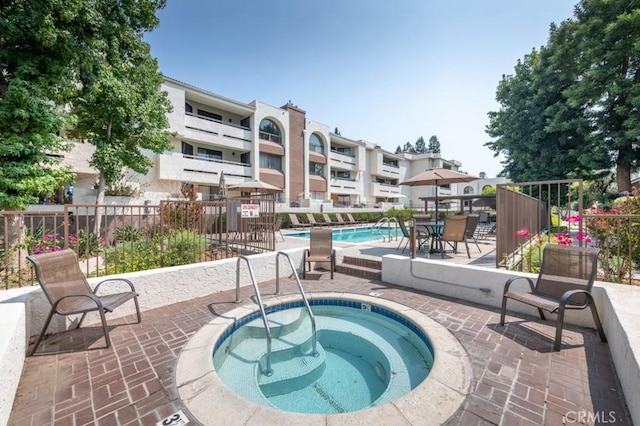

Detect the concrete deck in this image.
[8,229,632,425]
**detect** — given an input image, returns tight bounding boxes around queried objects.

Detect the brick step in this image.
[335,263,382,281]
[341,256,382,270]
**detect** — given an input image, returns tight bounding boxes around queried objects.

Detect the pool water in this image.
[288,226,401,243]
[213,300,434,414]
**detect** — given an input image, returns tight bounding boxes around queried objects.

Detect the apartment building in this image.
[53,76,472,211]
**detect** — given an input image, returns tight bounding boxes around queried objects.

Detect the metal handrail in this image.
[275,252,318,356]
[371,217,398,242]
[235,256,273,376]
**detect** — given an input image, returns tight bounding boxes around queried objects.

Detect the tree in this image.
[334,127,341,135]
[72,1,172,232]
[428,136,441,153]
[486,1,640,189]
[395,145,402,154]
[402,141,414,153]
[414,136,426,153]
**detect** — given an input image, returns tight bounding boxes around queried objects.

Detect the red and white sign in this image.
[240,204,260,218]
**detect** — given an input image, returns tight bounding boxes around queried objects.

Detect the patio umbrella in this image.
[400,168,478,222]
[217,170,227,199]
[228,179,283,195]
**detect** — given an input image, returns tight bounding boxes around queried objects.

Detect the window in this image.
[240,152,251,165]
[309,162,324,176]
[331,170,352,180]
[197,147,222,160]
[181,141,193,156]
[331,146,352,156]
[259,119,282,143]
[259,153,282,170]
[197,109,222,121]
[185,103,193,113]
[463,186,474,194]
[309,133,324,154]
[240,116,250,128]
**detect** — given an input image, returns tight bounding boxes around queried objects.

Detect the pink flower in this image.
[515,227,529,238]
[567,215,581,223]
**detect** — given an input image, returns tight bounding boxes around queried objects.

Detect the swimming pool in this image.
[288,226,401,243]
[176,293,472,424]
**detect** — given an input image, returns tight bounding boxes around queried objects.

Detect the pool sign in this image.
[157,410,189,425]
[241,204,260,218]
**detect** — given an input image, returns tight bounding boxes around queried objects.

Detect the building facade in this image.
[53,76,494,211]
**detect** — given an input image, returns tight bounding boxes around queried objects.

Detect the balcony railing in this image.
[259,132,282,144]
[186,112,250,131]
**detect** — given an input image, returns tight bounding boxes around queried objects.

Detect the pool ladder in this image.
[371,217,399,242]
[235,252,318,377]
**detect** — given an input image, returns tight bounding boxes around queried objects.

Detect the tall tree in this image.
[395,145,402,154]
[486,1,640,189]
[414,136,426,153]
[402,141,415,153]
[428,135,441,153]
[557,0,640,192]
[72,1,172,232]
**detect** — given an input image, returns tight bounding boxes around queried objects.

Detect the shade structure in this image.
[217,170,227,199]
[228,179,283,194]
[400,168,478,222]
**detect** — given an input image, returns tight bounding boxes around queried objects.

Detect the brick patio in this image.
[9,272,631,425]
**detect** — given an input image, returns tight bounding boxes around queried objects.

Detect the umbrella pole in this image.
[435,180,439,224]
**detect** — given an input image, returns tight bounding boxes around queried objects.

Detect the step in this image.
[335,263,382,281]
[342,256,382,270]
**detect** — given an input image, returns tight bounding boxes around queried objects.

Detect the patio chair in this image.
[27,249,141,355]
[464,214,481,252]
[500,244,606,351]
[274,216,285,242]
[346,213,365,225]
[335,213,351,226]
[306,213,327,227]
[303,228,335,279]
[397,217,429,254]
[478,211,490,225]
[322,213,339,227]
[439,215,470,258]
[288,213,311,229]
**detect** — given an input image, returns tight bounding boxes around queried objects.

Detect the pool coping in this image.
[176,292,473,425]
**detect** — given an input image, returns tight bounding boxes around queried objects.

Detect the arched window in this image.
[463,186,474,195]
[309,133,324,154]
[259,119,281,144]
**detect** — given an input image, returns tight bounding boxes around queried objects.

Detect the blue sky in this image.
[145,1,578,178]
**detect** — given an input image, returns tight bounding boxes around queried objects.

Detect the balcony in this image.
[370,157,401,179]
[329,177,363,195]
[329,150,357,170]
[370,182,403,198]
[157,152,251,185]
[184,113,252,151]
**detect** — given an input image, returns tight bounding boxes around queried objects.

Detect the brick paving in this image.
[9,272,631,425]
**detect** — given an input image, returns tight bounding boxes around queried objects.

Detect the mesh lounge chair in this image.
[306,213,327,227]
[288,213,311,229]
[500,244,606,351]
[439,215,470,258]
[335,213,351,226]
[397,217,429,254]
[346,213,364,225]
[274,216,285,242]
[27,249,141,355]
[322,213,339,226]
[303,228,335,279]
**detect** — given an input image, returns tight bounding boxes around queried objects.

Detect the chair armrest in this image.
[503,276,535,295]
[94,278,137,294]
[52,292,104,312]
[559,289,591,309]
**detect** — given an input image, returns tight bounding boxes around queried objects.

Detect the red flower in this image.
[515,227,529,238]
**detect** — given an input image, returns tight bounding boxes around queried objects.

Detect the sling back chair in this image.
[303,228,335,279]
[500,244,607,351]
[439,215,470,258]
[397,217,429,254]
[27,249,141,355]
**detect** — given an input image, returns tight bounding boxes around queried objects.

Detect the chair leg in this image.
[29,308,57,356]
[464,241,470,259]
[500,297,508,326]
[98,309,112,349]
[396,236,405,251]
[586,294,607,343]
[133,295,142,324]
[554,304,567,351]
